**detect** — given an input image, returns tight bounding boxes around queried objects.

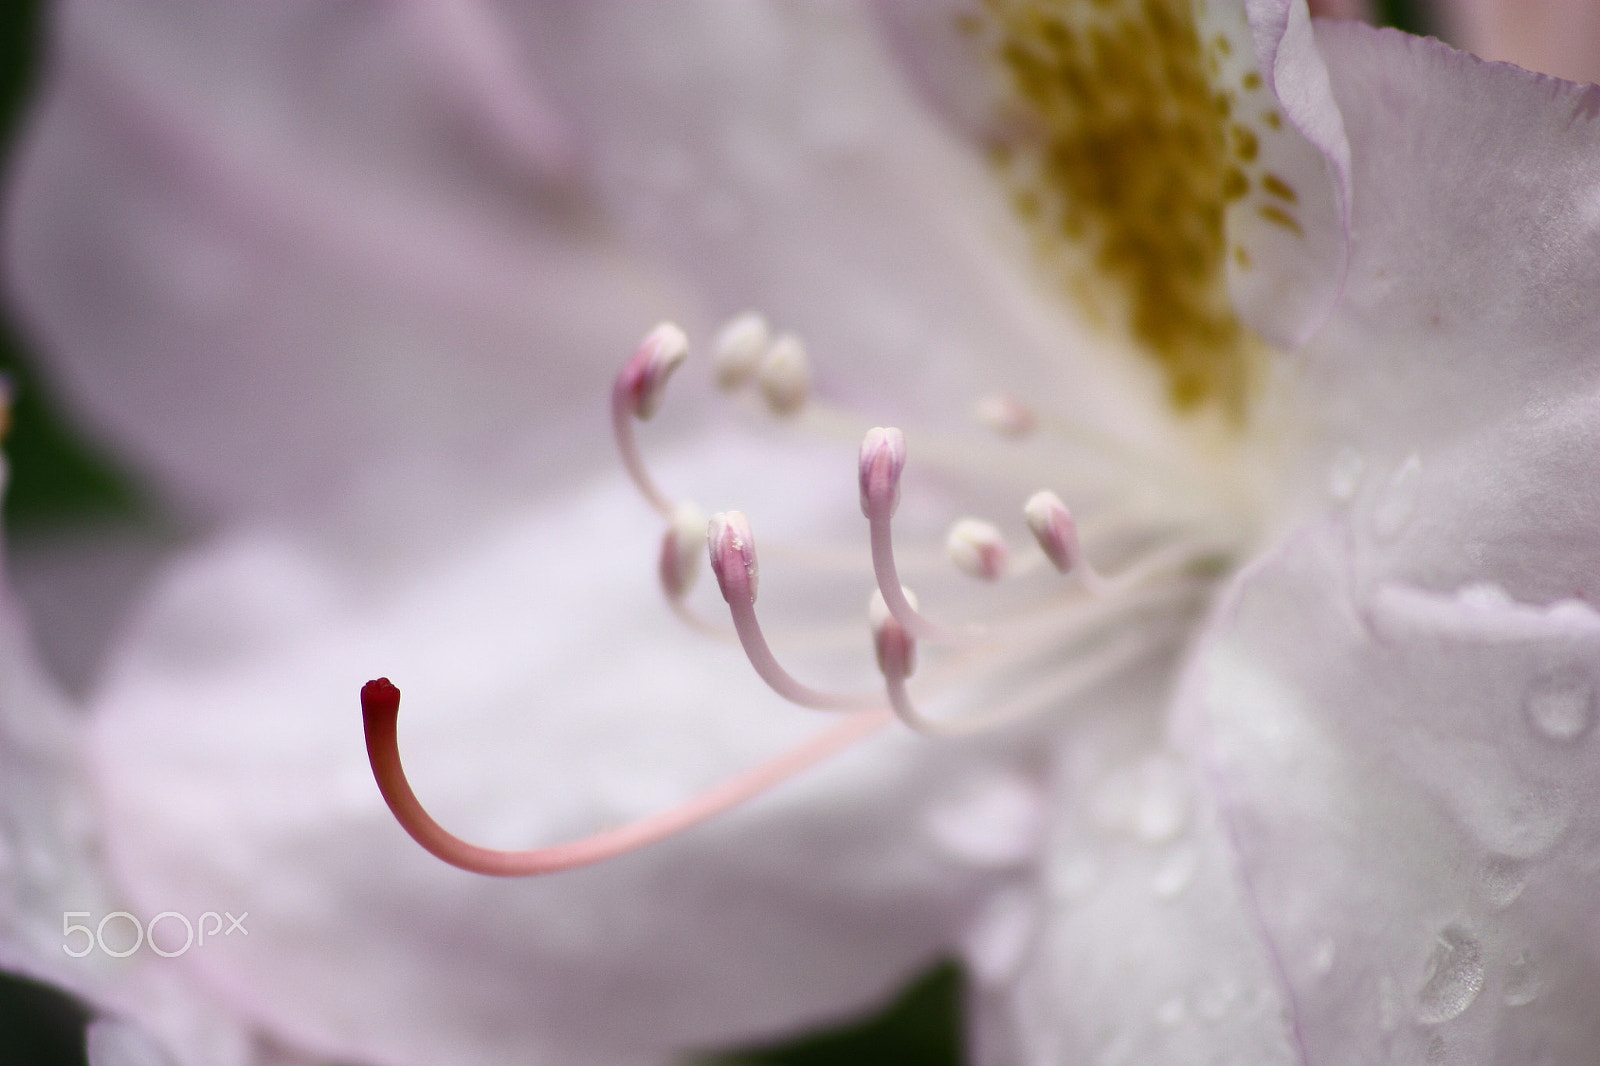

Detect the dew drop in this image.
[1503,950,1547,1007]
[1156,995,1187,1027]
[1370,453,1422,542]
[1523,674,1596,744]
[1151,842,1198,899]
[1194,978,1238,1021]
[1479,854,1527,910]
[1415,924,1485,1024]
[962,886,1039,987]
[1050,851,1100,903]
[1327,446,1363,502]
[924,770,1043,869]
[1309,936,1336,976]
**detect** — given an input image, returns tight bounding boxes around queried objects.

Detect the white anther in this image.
[1024,490,1081,575]
[621,322,689,421]
[947,518,1010,581]
[858,427,908,518]
[974,394,1037,439]
[708,511,760,606]
[712,312,770,392]
[659,501,709,601]
[869,588,918,680]
[757,333,810,417]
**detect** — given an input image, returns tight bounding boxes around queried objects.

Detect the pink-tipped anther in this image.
[617,322,689,421]
[708,510,760,606]
[947,518,1010,581]
[869,589,917,680]
[1024,489,1102,591]
[1023,490,1078,572]
[660,501,709,601]
[858,427,907,519]
[362,677,891,876]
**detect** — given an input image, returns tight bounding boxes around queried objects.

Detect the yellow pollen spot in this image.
[1258,203,1304,236]
[984,0,1263,417]
[1241,70,1262,91]
[1233,244,1253,269]
[1231,124,1259,163]
[1263,110,1283,130]
[1261,172,1297,202]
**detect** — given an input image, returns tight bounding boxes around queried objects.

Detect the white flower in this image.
[7,1,1600,1064]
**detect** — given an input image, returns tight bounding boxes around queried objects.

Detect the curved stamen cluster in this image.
[363,318,1236,875]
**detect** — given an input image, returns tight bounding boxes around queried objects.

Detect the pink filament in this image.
[361,678,890,876]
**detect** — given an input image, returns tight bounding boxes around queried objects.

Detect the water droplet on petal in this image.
[1092,755,1191,845]
[1327,446,1364,502]
[1156,995,1187,1027]
[1309,936,1336,976]
[1523,674,1595,744]
[1371,453,1422,542]
[1050,851,1100,903]
[1151,843,1198,899]
[1503,950,1547,1007]
[1194,979,1238,1021]
[1479,854,1527,910]
[924,770,1044,869]
[1416,924,1485,1024]
[962,886,1039,987]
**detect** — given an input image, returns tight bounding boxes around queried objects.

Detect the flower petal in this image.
[1186,520,1600,1062]
[5,0,676,526]
[1288,22,1600,456]
[86,433,1023,1066]
[965,679,1302,1065]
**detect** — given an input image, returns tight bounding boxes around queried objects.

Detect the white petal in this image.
[87,432,1020,1065]
[5,0,677,527]
[1183,523,1600,1062]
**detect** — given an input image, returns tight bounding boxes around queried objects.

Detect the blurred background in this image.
[0,1,1437,1064]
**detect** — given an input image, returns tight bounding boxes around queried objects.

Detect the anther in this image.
[659,501,710,602]
[361,677,890,876]
[858,427,907,518]
[947,518,1010,581]
[1024,490,1104,592]
[757,333,810,417]
[709,511,877,711]
[868,588,917,680]
[708,510,759,606]
[618,322,688,421]
[974,394,1037,439]
[712,312,770,392]
[613,323,689,518]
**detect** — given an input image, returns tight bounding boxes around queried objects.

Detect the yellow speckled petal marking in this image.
[976,0,1303,418]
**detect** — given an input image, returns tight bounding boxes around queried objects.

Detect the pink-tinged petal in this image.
[1184,522,1600,1063]
[5,0,677,529]
[964,679,1302,1066]
[85,433,1026,1066]
[1443,0,1600,84]
[1289,23,1600,458]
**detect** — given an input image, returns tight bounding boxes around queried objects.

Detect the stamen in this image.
[946,518,1010,581]
[858,428,978,644]
[361,678,890,876]
[1024,489,1105,593]
[712,312,770,392]
[757,333,810,417]
[657,501,729,638]
[708,512,877,710]
[612,323,689,518]
[869,588,918,681]
[974,394,1037,439]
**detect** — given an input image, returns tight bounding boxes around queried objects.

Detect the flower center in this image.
[976,0,1306,418]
